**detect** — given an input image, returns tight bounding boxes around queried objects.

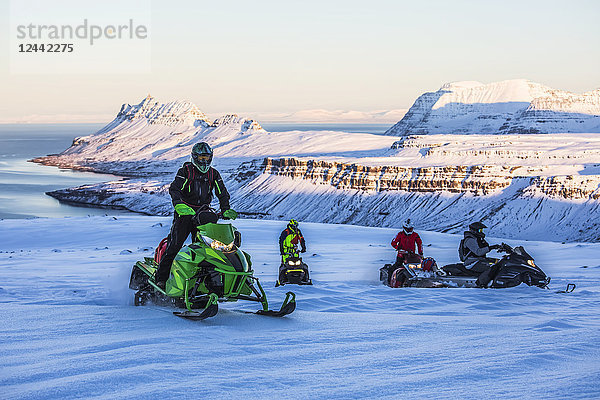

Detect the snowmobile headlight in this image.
[527,259,536,267]
[288,260,301,266]
[201,235,235,252]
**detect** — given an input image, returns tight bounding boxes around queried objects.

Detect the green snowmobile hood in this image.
[196,223,235,245]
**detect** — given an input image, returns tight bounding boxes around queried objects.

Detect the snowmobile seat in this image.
[442,263,479,277]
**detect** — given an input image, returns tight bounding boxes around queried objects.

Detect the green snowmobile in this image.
[129,215,296,320]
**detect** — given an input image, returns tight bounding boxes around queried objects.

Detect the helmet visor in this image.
[192,153,212,163]
[192,152,212,172]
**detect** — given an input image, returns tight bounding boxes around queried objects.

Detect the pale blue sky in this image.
[0,0,599,122]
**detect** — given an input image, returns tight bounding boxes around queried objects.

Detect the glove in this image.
[223,209,238,220]
[301,248,307,253]
[174,204,195,216]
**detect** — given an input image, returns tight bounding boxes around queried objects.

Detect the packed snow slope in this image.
[1,216,599,399]
[32,95,600,242]
[385,79,600,136]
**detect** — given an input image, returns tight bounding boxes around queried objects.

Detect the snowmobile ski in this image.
[173,293,219,320]
[173,304,219,320]
[275,279,312,287]
[255,291,296,317]
[555,283,576,293]
[173,304,219,321]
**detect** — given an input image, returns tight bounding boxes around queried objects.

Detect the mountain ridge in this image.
[385,79,600,136]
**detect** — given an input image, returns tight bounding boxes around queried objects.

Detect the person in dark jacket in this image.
[460,221,502,287]
[279,219,306,263]
[155,142,237,288]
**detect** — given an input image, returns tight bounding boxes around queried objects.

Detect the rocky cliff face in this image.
[45,157,600,242]
[526,176,600,201]
[385,80,600,136]
[260,158,513,195]
[255,158,600,201]
[220,157,600,242]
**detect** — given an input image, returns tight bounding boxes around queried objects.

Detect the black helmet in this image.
[469,221,487,237]
[403,219,414,234]
[469,221,487,231]
[191,142,213,173]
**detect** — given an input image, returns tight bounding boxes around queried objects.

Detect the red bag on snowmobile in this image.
[421,257,437,271]
[154,237,169,264]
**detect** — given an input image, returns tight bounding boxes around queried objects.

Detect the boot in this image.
[476,270,492,288]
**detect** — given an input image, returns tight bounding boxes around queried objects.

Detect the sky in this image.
[0,0,599,123]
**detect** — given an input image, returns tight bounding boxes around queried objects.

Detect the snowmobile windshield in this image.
[197,223,235,245]
[513,246,532,259]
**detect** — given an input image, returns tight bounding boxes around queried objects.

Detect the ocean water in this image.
[0,124,132,219]
[0,122,391,219]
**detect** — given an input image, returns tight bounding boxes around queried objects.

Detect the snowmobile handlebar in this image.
[191,208,228,226]
[490,243,512,253]
[398,250,424,259]
[500,242,513,253]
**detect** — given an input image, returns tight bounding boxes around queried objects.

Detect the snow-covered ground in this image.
[1,216,599,399]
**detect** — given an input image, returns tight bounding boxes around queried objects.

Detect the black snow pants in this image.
[466,257,502,287]
[155,211,218,283]
[155,214,197,282]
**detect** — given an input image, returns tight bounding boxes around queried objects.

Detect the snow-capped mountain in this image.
[385,79,600,136]
[47,96,265,176]
[114,94,211,127]
[33,95,600,242]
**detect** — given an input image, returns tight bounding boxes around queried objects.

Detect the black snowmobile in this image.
[276,253,312,287]
[380,243,550,289]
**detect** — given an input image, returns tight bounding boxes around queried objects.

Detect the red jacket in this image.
[391,231,423,255]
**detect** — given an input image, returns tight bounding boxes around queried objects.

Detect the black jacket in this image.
[169,162,230,211]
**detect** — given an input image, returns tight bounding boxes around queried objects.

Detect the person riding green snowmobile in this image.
[155,142,238,288]
[459,221,503,287]
[279,219,306,263]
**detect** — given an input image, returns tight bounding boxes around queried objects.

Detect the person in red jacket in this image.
[391,219,423,266]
